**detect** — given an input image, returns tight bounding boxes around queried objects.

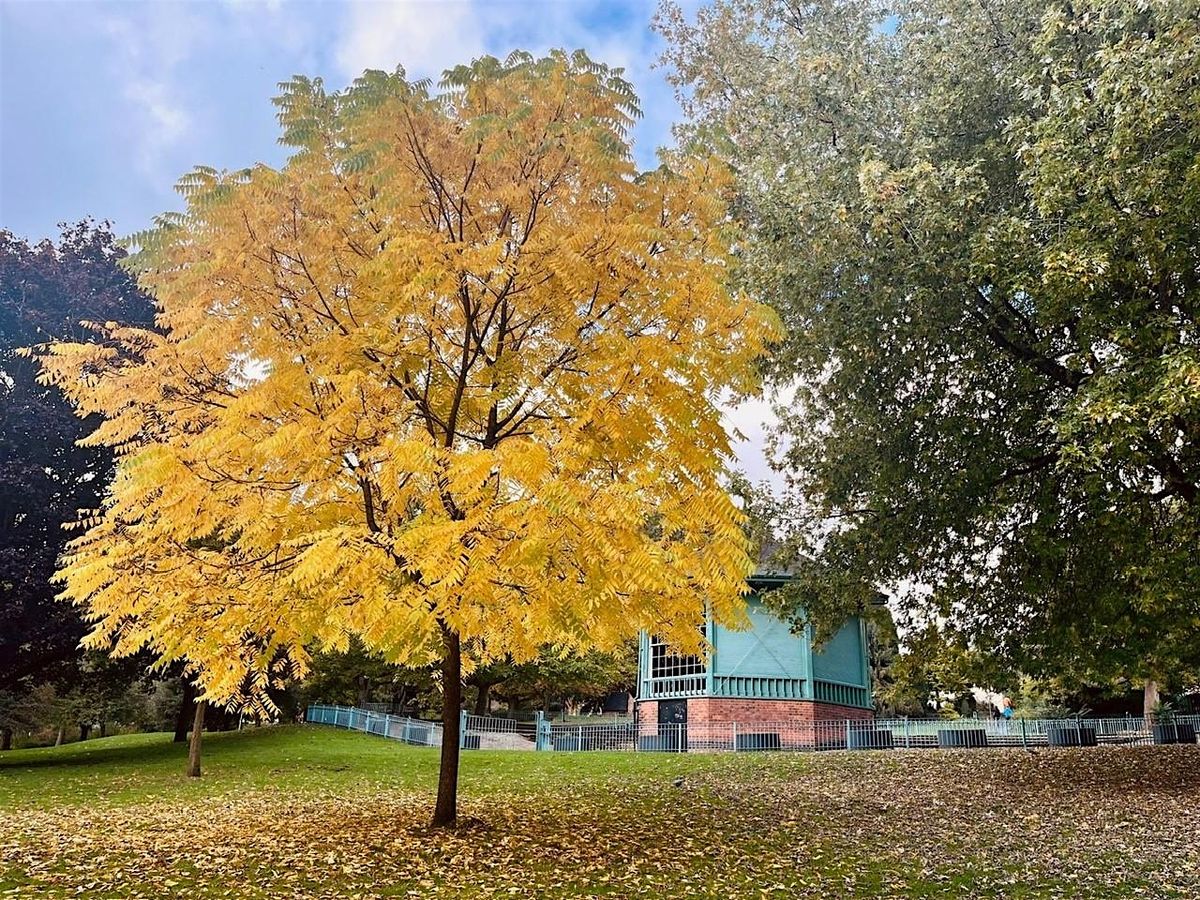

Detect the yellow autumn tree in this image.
[34,50,777,826]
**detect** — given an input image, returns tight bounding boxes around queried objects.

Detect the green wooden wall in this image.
[811,619,867,685]
[639,585,873,708]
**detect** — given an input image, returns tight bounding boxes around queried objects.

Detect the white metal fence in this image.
[307,704,1200,753]
[307,704,443,747]
[464,714,539,750]
[871,715,1200,749]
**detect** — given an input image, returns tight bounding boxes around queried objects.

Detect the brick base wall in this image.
[634,697,873,725]
[636,700,658,725]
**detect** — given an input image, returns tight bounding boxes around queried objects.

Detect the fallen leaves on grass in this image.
[1,747,1197,898]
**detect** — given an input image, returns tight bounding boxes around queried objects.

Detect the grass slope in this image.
[1,726,1197,898]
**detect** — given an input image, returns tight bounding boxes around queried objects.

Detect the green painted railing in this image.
[711,675,806,699]
[813,679,872,708]
[307,704,443,746]
[643,673,707,698]
[645,673,873,703]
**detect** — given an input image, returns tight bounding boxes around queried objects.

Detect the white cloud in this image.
[222,0,285,11]
[336,1,487,80]
[100,10,201,180]
[95,1,312,182]
[121,79,191,174]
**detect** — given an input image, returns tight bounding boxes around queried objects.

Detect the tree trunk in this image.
[174,679,197,743]
[473,681,491,716]
[99,720,107,738]
[79,723,90,741]
[186,699,206,778]
[1,727,12,751]
[432,623,463,829]
[54,725,65,747]
[1144,679,1160,721]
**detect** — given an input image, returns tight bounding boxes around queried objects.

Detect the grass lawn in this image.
[1,726,1197,898]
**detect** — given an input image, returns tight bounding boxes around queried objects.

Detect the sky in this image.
[0,0,779,482]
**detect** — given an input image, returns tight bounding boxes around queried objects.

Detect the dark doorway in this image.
[657,699,687,752]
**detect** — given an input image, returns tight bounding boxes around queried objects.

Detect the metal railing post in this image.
[458,709,468,749]
[1020,717,1027,750]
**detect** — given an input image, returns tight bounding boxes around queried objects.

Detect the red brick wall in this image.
[635,697,872,725]
[808,701,876,722]
[635,700,657,725]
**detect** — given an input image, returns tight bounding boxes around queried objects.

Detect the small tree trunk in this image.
[1144,679,1160,721]
[473,682,491,716]
[54,725,65,747]
[174,680,197,743]
[186,699,206,778]
[432,623,463,829]
[99,720,107,739]
[79,723,90,741]
[1,727,12,751]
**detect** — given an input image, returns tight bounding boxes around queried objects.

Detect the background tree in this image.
[298,640,634,718]
[299,638,436,714]
[0,224,161,748]
[873,624,981,718]
[464,657,519,717]
[492,644,637,716]
[660,0,1200,703]
[863,611,908,717]
[0,224,154,693]
[35,51,775,826]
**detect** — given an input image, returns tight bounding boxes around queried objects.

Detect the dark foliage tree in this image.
[0,223,154,694]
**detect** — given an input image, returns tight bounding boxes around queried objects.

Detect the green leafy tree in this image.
[0,687,56,750]
[493,644,637,716]
[464,657,520,717]
[299,639,436,714]
[872,624,978,717]
[661,0,1200,703]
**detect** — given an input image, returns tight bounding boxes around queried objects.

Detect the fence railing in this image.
[642,674,708,699]
[307,705,1200,754]
[307,704,443,747]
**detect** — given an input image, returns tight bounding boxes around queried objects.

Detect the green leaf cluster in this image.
[662,0,1200,690]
